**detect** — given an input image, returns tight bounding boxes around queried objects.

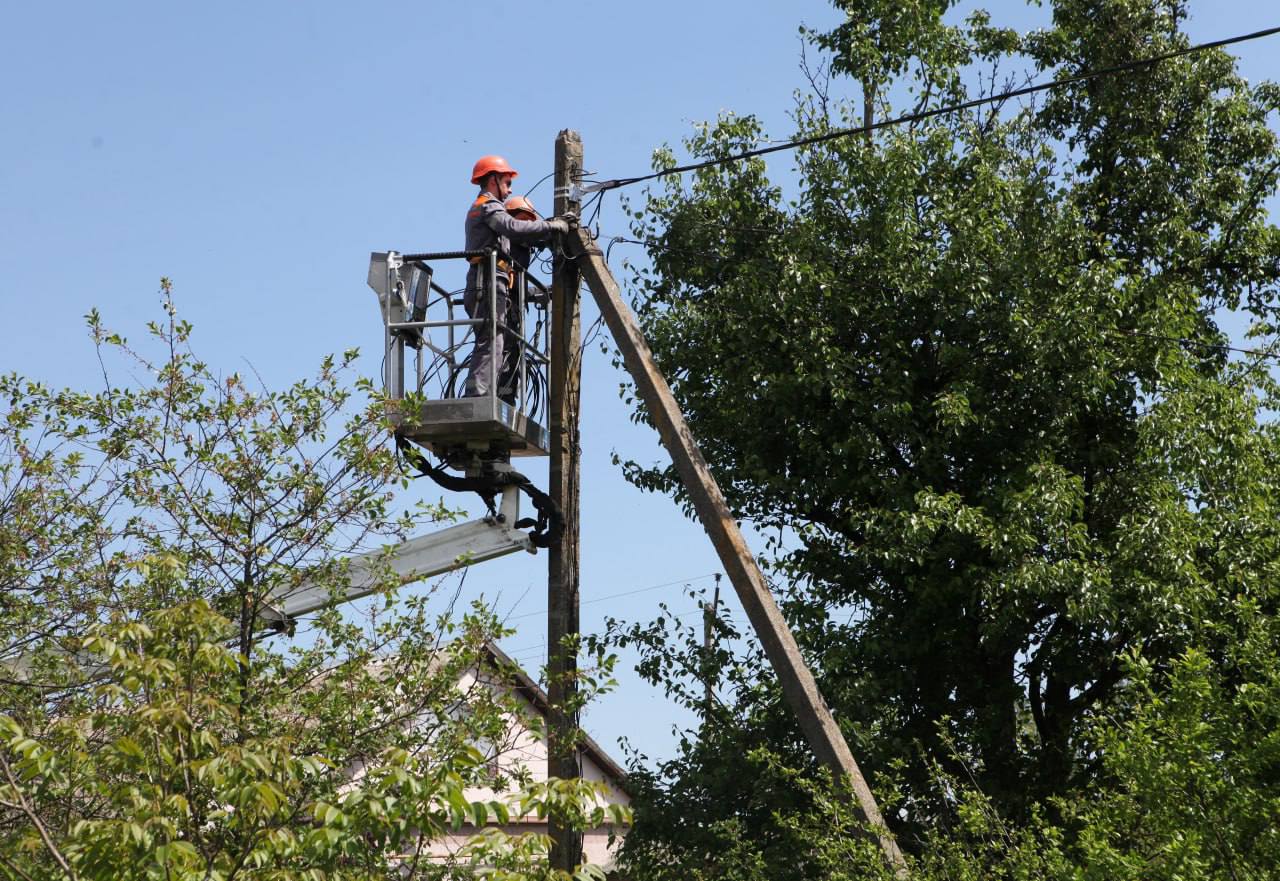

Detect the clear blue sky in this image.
[3,0,1277,766]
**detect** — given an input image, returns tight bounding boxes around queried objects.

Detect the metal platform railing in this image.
[367,249,551,461]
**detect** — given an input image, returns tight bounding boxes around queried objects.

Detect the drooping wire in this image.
[582,190,606,230]
[521,170,556,200]
[581,24,1280,194]
[579,314,607,361]
[1114,328,1280,364]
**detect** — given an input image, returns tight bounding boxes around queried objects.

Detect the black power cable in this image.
[585,24,1280,194]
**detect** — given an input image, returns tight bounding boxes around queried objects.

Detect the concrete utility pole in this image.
[547,129,584,873]
[567,222,909,878]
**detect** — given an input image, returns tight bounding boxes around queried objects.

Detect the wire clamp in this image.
[554,180,619,204]
[553,184,581,203]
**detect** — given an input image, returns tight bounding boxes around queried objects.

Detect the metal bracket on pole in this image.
[553,178,614,205]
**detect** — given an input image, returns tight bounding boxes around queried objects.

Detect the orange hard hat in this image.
[504,195,538,219]
[471,155,519,184]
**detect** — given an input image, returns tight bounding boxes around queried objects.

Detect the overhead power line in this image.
[1115,328,1280,363]
[585,24,1280,194]
[503,572,720,623]
[501,602,744,662]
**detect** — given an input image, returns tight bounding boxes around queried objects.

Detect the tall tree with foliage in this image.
[0,291,626,881]
[606,0,1280,876]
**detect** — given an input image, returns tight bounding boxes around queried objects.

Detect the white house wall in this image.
[440,665,630,869]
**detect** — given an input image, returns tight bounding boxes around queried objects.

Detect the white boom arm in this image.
[259,486,533,628]
[6,488,533,681]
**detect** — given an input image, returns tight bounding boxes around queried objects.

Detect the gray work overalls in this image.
[463,193,552,399]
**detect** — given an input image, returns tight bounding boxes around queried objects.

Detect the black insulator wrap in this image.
[400,250,489,262]
[395,435,562,548]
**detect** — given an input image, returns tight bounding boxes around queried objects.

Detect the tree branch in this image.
[0,752,77,880]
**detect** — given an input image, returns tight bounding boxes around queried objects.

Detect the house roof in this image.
[482,641,630,790]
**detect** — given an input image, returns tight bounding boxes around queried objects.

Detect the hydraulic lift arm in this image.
[5,487,533,681]
[259,486,532,629]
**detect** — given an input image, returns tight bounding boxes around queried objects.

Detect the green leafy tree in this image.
[0,290,627,880]
[0,600,600,881]
[903,596,1280,881]
[608,0,1280,869]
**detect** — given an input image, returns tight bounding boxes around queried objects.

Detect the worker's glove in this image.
[546,218,571,235]
[560,211,579,229]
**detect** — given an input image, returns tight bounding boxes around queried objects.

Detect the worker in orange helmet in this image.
[504,193,538,223]
[463,156,571,400]
[503,194,551,302]
[499,194,552,393]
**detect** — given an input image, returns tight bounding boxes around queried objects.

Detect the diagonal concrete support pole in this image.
[568,226,908,877]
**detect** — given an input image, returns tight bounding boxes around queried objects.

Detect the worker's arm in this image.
[482,201,553,245]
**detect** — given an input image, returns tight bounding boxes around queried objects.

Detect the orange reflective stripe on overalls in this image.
[467,193,513,283]
[466,259,514,290]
